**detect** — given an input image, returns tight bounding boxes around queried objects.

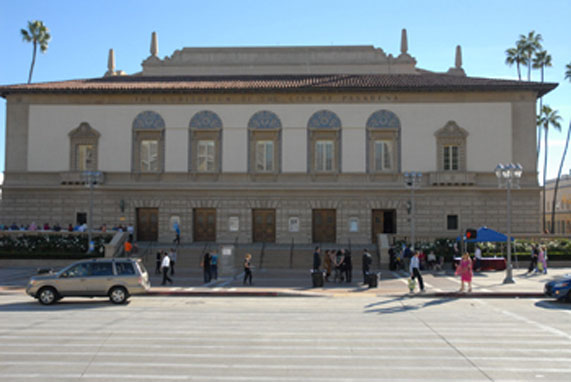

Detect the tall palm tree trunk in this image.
[27,42,37,84]
[537,67,544,159]
[517,64,521,81]
[543,127,549,232]
[551,122,571,234]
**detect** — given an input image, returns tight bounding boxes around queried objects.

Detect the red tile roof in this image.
[0,73,557,97]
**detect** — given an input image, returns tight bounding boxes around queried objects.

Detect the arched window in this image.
[132,111,165,173]
[69,122,100,171]
[434,121,468,171]
[189,111,222,174]
[248,111,282,174]
[366,110,401,173]
[307,110,341,174]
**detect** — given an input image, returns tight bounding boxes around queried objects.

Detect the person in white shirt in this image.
[409,251,425,292]
[161,252,173,285]
[474,246,483,272]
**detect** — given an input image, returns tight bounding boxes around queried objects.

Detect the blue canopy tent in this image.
[456,227,514,243]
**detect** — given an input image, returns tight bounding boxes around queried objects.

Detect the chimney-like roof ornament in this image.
[401,29,408,54]
[447,44,466,76]
[151,31,158,57]
[104,49,115,77]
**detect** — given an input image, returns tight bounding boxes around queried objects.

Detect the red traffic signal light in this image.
[466,228,477,239]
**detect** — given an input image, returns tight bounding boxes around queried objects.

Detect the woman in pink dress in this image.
[537,246,548,274]
[455,252,473,292]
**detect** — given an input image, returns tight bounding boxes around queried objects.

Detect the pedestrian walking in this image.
[362,248,372,284]
[124,240,133,257]
[455,252,473,293]
[312,246,321,271]
[202,252,212,283]
[334,249,345,282]
[127,223,134,242]
[160,252,173,285]
[243,253,253,285]
[474,246,483,272]
[409,251,425,293]
[324,250,333,282]
[527,245,538,273]
[538,246,548,274]
[210,251,218,280]
[168,248,177,276]
[155,250,162,274]
[343,249,352,283]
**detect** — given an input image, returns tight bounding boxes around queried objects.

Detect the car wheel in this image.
[38,287,58,305]
[109,286,128,304]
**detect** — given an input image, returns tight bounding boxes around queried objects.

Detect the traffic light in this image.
[465,228,477,239]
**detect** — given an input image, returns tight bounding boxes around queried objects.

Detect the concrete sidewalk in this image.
[1,264,568,299]
[147,266,571,298]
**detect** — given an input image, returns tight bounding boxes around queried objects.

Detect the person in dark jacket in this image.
[202,252,212,283]
[343,249,353,283]
[362,249,372,283]
[312,246,321,271]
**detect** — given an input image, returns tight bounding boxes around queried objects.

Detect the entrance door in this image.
[312,209,336,243]
[372,209,396,243]
[137,208,158,241]
[253,209,276,243]
[194,208,216,242]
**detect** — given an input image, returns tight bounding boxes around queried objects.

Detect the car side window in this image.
[115,262,136,276]
[64,263,92,278]
[91,262,114,276]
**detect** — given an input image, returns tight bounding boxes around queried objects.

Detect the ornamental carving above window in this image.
[190,111,223,129]
[133,111,165,130]
[366,110,401,129]
[307,110,341,129]
[248,111,282,129]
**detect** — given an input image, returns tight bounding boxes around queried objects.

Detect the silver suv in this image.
[26,258,150,305]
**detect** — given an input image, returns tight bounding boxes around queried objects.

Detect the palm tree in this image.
[517,31,542,81]
[21,20,51,84]
[566,62,571,80]
[551,121,571,233]
[538,105,562,232]
[505,47,524,80]
[533,50,552,159]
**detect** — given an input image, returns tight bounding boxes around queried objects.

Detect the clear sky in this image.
[1,0,569,182]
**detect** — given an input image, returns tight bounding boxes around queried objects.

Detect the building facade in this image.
[543,174,571,234]
[0,31,557,245]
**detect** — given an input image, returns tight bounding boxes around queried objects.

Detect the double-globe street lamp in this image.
[404,172,422,250]
[81,171,103,252]
[494,163,523,284]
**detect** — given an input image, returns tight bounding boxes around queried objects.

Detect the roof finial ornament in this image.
[104,48,115,77]
[455,45,462,69]
[400,28,408,54]
[151,31,158,57]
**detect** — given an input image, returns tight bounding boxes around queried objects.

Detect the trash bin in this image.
[311,270,324,287]
[366,272,379,288]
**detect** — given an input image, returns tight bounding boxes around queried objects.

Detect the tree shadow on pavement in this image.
[0,299,129,312]
[363,296,457,315]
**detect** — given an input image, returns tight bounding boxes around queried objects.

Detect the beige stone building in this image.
[0,31,557,246]
[543,173,571,234]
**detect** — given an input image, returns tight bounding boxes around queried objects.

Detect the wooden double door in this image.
[193,208,216,242]
[137,208,158,242]
[312,209,336,243]
[372,209,396,243]
[253,209,276,243]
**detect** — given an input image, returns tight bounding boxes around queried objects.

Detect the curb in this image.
[146,289,324,298]
[401,292,545,298]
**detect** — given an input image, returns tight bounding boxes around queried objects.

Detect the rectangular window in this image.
[255,140,274,172]
[197,140,215,172]
[140,140,159,172]
[77,144,94,171]
[443,145,459,171]
[315,140,334,172]
[447,215,458,230]
[374,140,392,171]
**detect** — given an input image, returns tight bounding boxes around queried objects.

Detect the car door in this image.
[84,262,115,296]
[57,262,92,296]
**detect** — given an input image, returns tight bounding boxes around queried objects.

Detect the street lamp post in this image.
[404,172,422,250]
[81,171,103,253]
[494,163,523,284]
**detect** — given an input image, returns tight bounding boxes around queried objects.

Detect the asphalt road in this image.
[0,294,570,381]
